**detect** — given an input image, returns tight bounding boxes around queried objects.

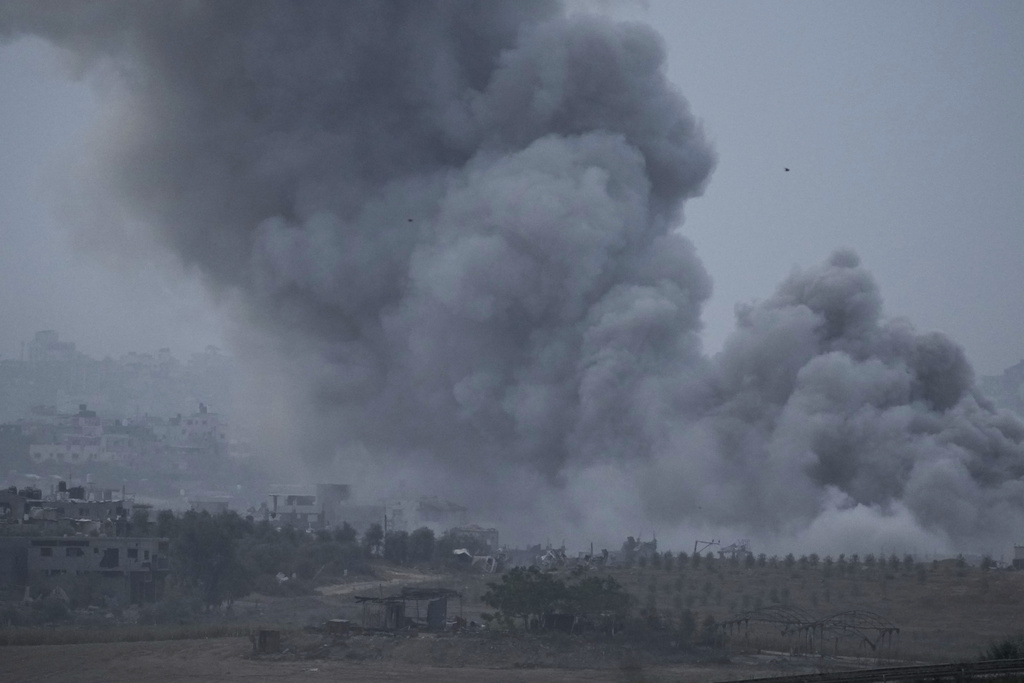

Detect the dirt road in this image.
[316,567,437,598]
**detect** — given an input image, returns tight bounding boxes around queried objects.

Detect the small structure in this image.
[718,539,753,561]
[267,483,352,530]
[449,524,499,550]
[1013,545,1024,570]
[354,587,462,631]
[189,496,230,515]
[252,629,281,654]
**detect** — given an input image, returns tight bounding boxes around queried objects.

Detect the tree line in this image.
[148,509,489,608]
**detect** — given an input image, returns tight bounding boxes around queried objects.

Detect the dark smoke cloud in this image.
[638,250,1024,552]
[3,1,1022,552]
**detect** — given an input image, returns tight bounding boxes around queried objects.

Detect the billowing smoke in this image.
[3,1,1022,553]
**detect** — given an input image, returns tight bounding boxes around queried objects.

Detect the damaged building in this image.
[354,587,462,631]
[0,535,170,604]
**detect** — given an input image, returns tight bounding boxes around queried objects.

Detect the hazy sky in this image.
[1,1,1022,375]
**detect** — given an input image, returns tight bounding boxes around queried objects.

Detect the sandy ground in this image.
[2,636,816,683]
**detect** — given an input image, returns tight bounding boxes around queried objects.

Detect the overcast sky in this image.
[0,1,1021,375]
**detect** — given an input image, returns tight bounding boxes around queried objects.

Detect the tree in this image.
[482,567,631,631]
[131,507,151,536]
[173,511,252,608]
[383,530,409,564]
[677,608,696,643]
[698,614,721,646]
[333,522,358,544]
[155,509,178,538]
[567,575,631,619]
[482,567,567,630]
[408,527,435,563]
[362,523,384,558]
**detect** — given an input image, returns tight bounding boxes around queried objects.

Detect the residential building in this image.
[0,535,169,604]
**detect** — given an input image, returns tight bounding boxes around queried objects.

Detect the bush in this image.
[482,567,631,631]
[698,614,721,646]
[35,596,70,622]
[138,597,197,625]
[408,527,435,563]
[983,634,1024,660]
[663,551,674,572]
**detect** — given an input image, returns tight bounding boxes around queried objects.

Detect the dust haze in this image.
[2,0,1022,555]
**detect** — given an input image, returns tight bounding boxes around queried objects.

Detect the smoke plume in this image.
[3,1,1022,553]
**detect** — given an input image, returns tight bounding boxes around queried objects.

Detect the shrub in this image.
[138,597,197,625]
[677,608,696,643]
[408,527,435,563]
[983,634,1024,660]
[35,596,70,622]
[698,614,720,646]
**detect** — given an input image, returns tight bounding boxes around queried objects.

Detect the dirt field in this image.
[1,635,826,683]
[5,559,1024,682]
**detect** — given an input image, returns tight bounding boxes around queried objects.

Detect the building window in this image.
[40,547,52,557]
[144,550,150,560]
[100,548,119,568]
[66,547,84,557]
[127,548,138,560]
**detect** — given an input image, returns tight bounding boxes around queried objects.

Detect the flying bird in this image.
[784,168,790,172]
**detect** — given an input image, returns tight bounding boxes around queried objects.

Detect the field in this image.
[4,556,1024,682]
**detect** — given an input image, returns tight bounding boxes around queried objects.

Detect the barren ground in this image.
[5,559,1024,682]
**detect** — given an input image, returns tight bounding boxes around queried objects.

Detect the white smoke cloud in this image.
[2,1,1022,553]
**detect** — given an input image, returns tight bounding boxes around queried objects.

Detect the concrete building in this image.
[0,535,170,604]
[0,488,30,524]
[27,330,77,364]
[174,403,227,445]
[267,483,352,530]
[448,524,499,550]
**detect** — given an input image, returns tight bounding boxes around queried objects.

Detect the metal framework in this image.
[721,606,899,655]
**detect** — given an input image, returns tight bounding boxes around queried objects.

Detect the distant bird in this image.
[784,168,790,172]
[408,218,413,222]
